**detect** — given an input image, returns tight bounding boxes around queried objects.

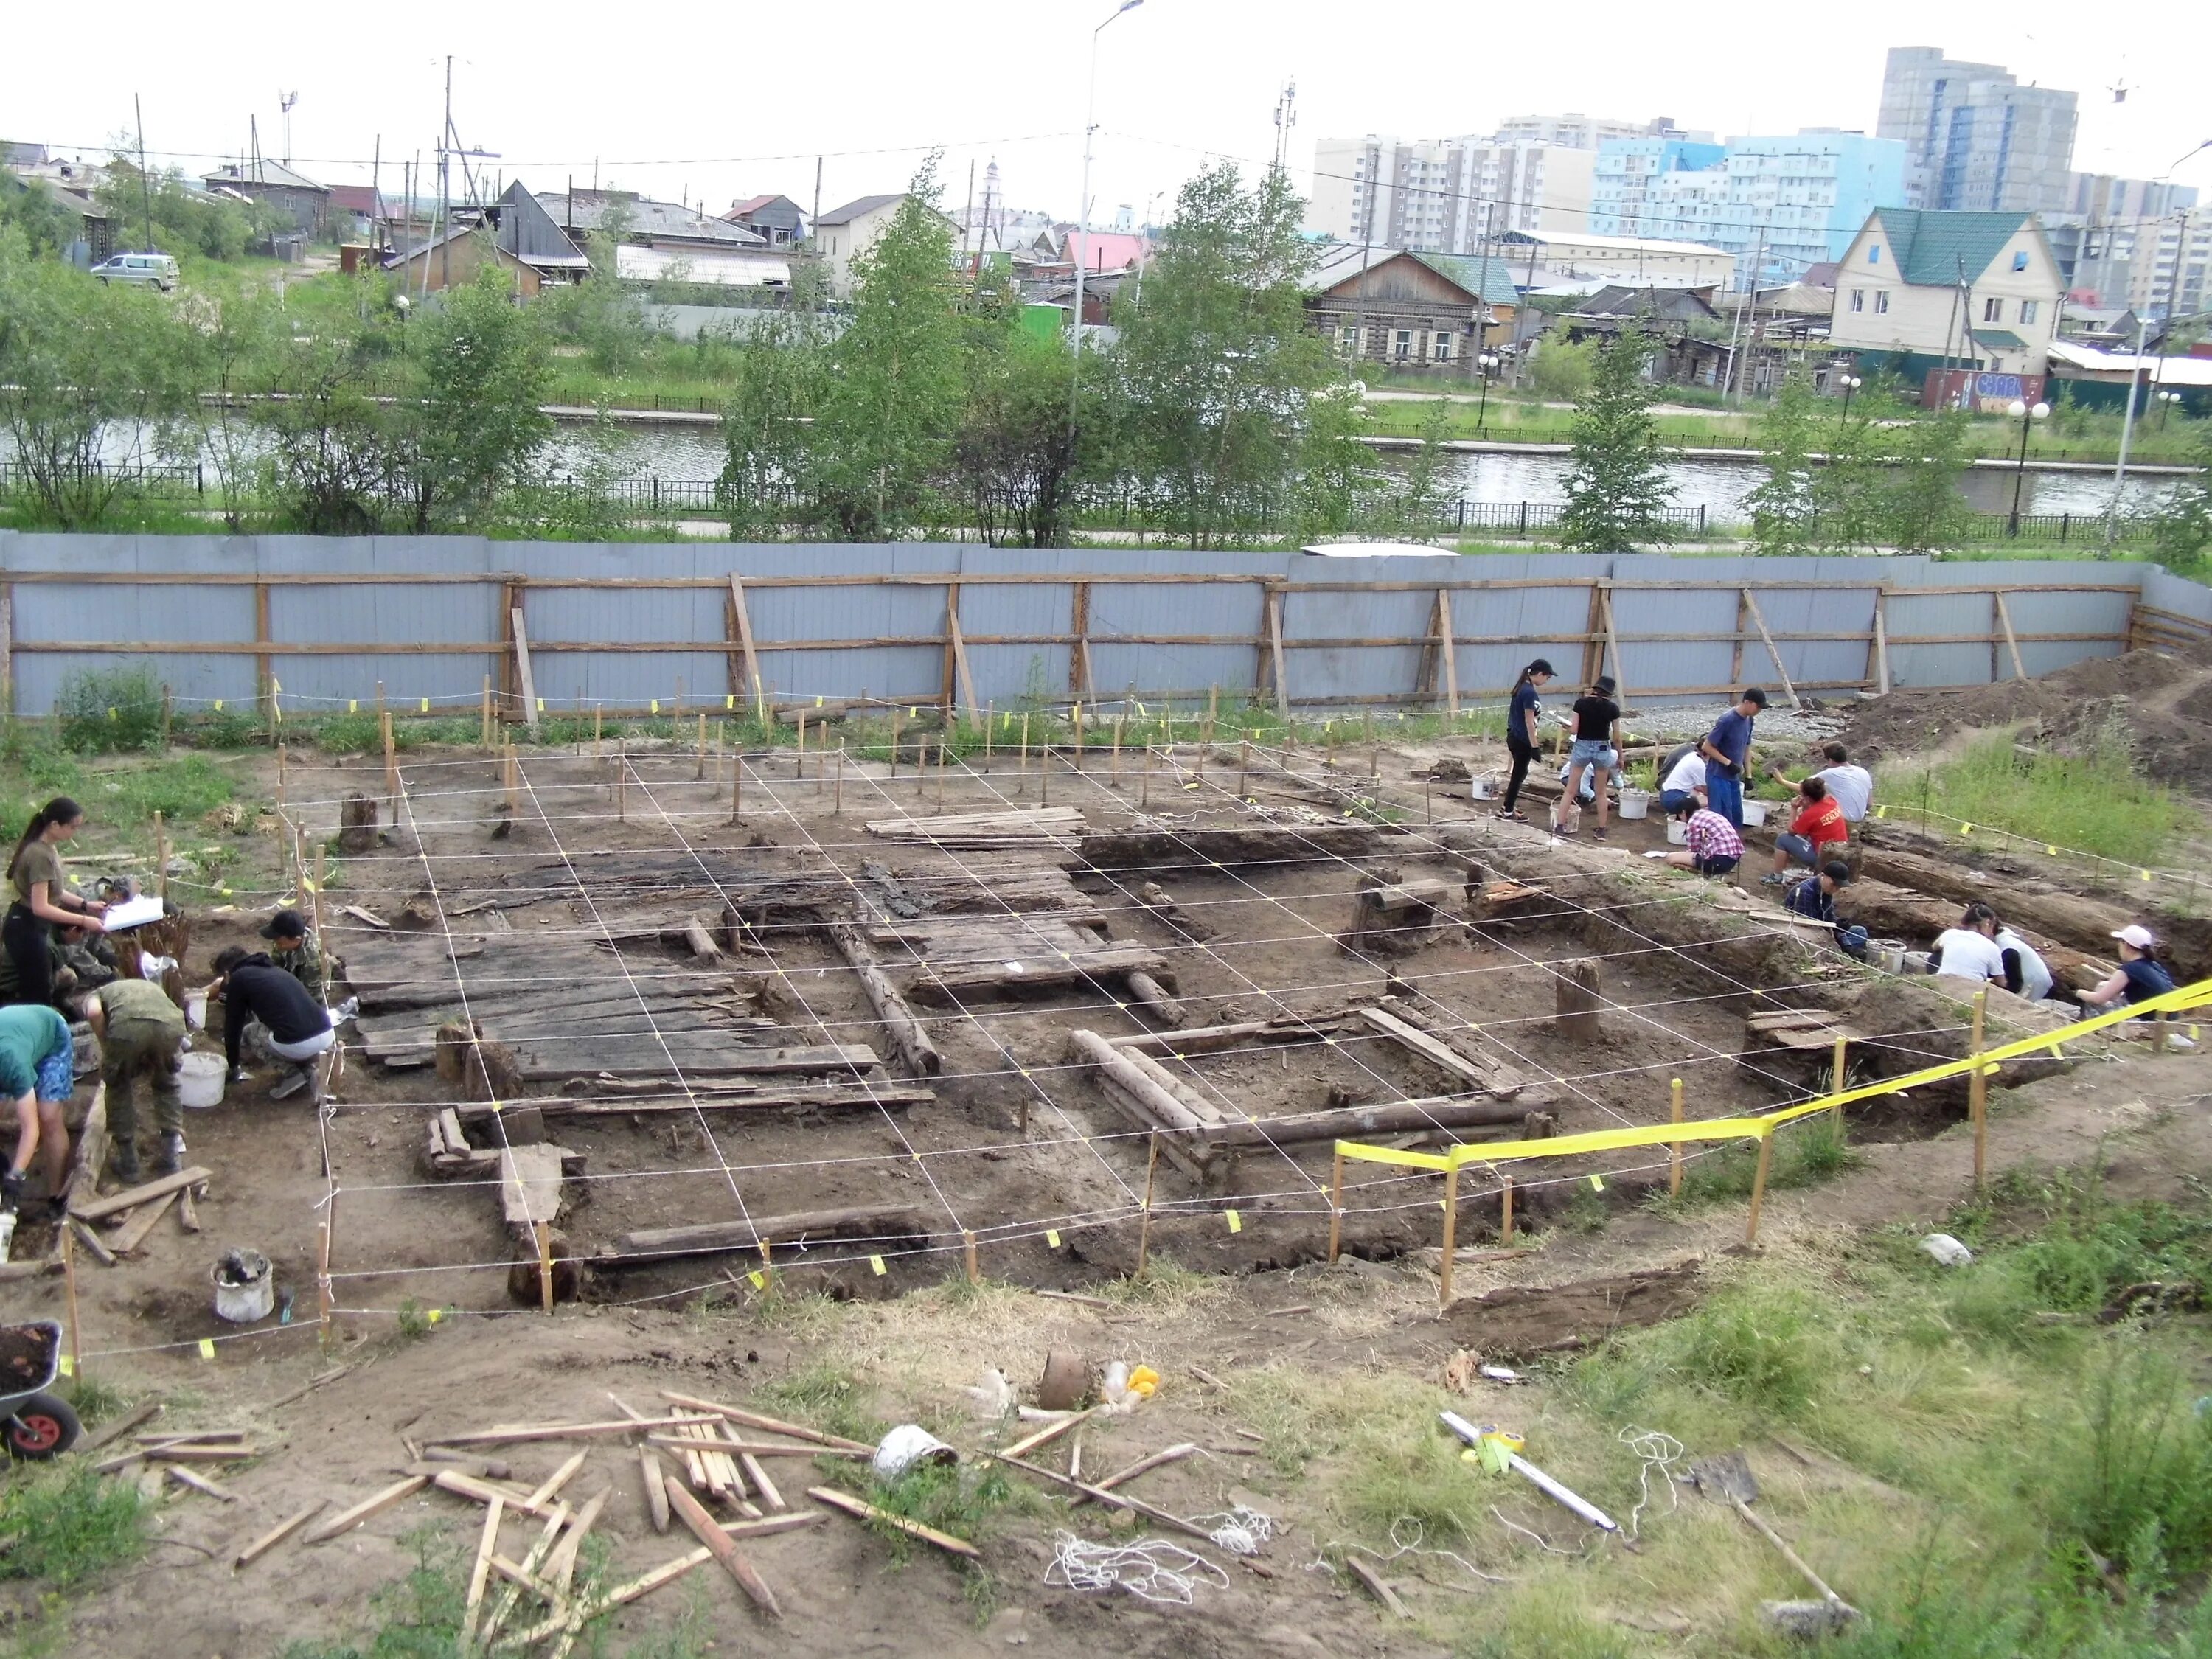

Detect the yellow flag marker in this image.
[869,1254,886,1276]
[198,1338,217,1360]
[58,1355,74,1377]
[214,699,224,711]
[1588,1174,1606,1192]
[426,1308,442,1324]
[420,698,430,712]
[349,699,358,713]
[1046,1229,1062,1248]
[650,699,660,714]
[1225,1210,1242,1234]
[748,1270,765,1290]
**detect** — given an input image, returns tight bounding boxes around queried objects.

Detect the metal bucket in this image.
[1871,939,1907,974]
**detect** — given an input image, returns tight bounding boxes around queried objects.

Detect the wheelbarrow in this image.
[0,1321,82,1460]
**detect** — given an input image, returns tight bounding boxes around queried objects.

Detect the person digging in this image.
[208,944,336,1104]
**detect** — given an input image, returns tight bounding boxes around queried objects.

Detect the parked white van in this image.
[91,252,180,292]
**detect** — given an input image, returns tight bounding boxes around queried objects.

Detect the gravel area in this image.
[1621,700,1853,747]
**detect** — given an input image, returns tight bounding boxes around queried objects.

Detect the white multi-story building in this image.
[1493,113,1712,150]
[1308,135,1595,254]
[2129,212,2211,321]
[1877,48,2077,214]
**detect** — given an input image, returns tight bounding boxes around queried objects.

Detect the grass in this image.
[1647,1116,1864,1214]
[1893,728,2202,867]
[0,1463,147,1592]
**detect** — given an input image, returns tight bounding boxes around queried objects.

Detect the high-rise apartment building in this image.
[1492,113,1712,150]
[2044,173,2199,305]
[1876,47,2076,213]
[1307,135,1596,254]
[1590,131,1908,287]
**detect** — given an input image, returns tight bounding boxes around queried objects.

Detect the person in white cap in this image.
[2081,925,2191,1046]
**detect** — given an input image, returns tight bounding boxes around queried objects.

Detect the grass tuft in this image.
[0,1462,147,1590]
[1893,728,2199,867]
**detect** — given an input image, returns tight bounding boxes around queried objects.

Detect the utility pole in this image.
[811,155,822,242]
[133,94,154,253]
[439,55,453,293]
[1270,80,1298,176]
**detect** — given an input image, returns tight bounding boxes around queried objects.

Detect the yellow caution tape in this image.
[1337,978,2212,1178]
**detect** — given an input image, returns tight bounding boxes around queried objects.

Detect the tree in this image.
[1527,333,1594,402]
[0,178,86,261]
[1104,161,1335,548]
[1877,406,1974,553]
[953,327,1082,547]
[715,312,830,538]
[167,282,284,529]
[1293,384,1386,541]
[1742,367,1821,556]
[0,233,195,526]
[1557,330,1677,553]
[97,160,272,262]
[408,257,554,526]
[2148,422,2212,573]
[1380,396,1461,540]
[260,299,410,534]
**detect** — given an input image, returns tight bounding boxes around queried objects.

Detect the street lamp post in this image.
[2107,139,2212,552]
[2007,397,2050,536]
[1836,373,1863,425]
[1475,352,1499,428]
[1070,0,1145,358]
[2156,389,2184,428]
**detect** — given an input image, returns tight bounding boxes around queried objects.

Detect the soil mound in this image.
[1839,647,2212,793]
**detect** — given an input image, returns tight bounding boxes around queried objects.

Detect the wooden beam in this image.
[1728,588,1747,687]
[1069,582,1093,701]
[1994,591,2028,683]
[1871,587,1892,695]
[726,573,765,720]
[944,589,978,720]
[1265,586,1290,718]
[1436,590,1458,717]
[254,581,272,712]
[1739,588,1801,709]
[0,582,13,717]
[1413,593,1441,706]
[510,608,541,733]
[1579,581,1605,686]
[1599,586,1626,710]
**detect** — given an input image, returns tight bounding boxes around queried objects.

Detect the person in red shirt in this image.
[1763,775,1847,885]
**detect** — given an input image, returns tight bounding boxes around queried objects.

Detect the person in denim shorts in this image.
[1559,675,1623,840]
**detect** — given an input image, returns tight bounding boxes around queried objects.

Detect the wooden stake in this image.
[696,712,707,779]
[1969,987,1989,1186]
[1500,1177,1514,1245]
[1829,1035,1848,1125]
[640,1447,671,1534]
[1669,1077,1684,1197]
[1327,1148,1344,1264]
[504,745,518,817]
[890,709,902,778]
[936,738,947,808]
[1073,703,1085,770]
[1205,686,1217,746]
[60,1220,81,1379]
[617,762,626,824]
[381,710,398,807]
[809,1486,980,1559]
[664,1480,780,1618]
[537,1221,555,1315]
[481,675,493,751]
[729,757,742,825]
[304,1475,431,1544]
[1745,1133,1775,1245]
[984,702,994,759]
[1020,713,1029,772]
[459,1494,504,1646]
[833,747,844,815]
[963,1230,980,1286]
[1130,1130,1164,1276]
[316,1217,333,1347]
[233,1502,323,1570]
[1112,712,1124,785]
[154,810,169,902]
[1439,1162,1461,1309]
[1238,739,1250,799]
[593,703,602,757]
[795,710,806,777]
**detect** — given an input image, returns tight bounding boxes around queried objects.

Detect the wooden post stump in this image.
[1554,958,1603,1039]
[337,792,380,853]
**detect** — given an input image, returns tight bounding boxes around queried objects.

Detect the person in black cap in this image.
[1495,658,1554,821]
[1559,674,1624,841]
[1781,860,1866,957]
[260,908,329,998]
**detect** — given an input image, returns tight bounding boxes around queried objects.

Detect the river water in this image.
[561,422,2179,519]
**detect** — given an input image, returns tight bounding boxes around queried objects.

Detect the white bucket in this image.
[178,1052,226,1110]
[211,1250,274,1324]
[1618,789,1651,821]
[184,992,207,1032]
[1666,818,1688,846]
[873,1425,957,1479]
[1871,939,1907,974]
[1742,799,1770,828]
[1470,775,1496,801]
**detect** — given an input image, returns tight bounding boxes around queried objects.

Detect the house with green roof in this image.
[1300,243,1521,377]
[1827,207,2062,388]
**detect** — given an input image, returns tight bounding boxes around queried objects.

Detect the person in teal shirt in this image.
[0,1003,74,1216]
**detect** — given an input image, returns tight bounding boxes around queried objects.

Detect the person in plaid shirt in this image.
[1663,800,1742,878]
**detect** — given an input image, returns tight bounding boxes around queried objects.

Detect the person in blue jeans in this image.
[1699,688,1767,827]
[1782,860,1867,958]
[1559,675,1623,839]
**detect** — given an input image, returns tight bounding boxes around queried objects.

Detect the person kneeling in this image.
[1764,776,1848,886]
[209,945,335,1102]
[0,1002,74,1219]
[2080,925,2191,1048]
[1783,860,1867,957]
[1663,800,1742,880]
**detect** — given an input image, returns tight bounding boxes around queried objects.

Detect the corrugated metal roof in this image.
[1866,208,2030,286]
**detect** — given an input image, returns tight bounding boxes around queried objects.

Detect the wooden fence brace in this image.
[1669,1077,1684,1197]
[1136,1133,1160,1276]
[1994,591,2028,682]
[1739,589,1801,709]
[1871,588,1893,696]
[1969,988,1989,1186]
[727,573,765,723]
[1436,590,1458,717]
[1745,1132,1775,1245]
[1327,1148,1344,1264]
[510,608,540,733]
[1264,587,1290,717]
[1438,1163,1461,1309]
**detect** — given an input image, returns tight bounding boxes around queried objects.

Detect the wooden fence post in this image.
[1969,988,1990,1186]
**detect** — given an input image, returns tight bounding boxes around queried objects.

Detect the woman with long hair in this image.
[3,798,105,1011]
[1494,659,1554,821]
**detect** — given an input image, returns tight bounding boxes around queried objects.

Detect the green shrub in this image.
[2046,1338,2212,1579]
[0,1461,146,1588]
[53,665,164,753]
[1898,729,2198,867]
[1669,1284,1840,1420]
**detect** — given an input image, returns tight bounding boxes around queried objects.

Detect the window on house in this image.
[1394,330,1413,358]
[2011,251,2028,271]
[2018,299,2039,324]
[1337,324,1361,357]
[1983,296,2003,321]
[1433,331,1453,361]
[1874,290,1889,313]
[1868,244,1881,264]
[1849,288,1865,312]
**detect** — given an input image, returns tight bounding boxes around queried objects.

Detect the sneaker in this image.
[154,1133,185,1177]
[108,1147,142,1186]
[1593,827,1607,841]
[330,997,360,1023]
[268,1066,312,1102]
[1760,873,1789,886]
[2166,1034,2197,1051]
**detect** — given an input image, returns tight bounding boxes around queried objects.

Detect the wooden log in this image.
[641,1447,672,1534]
[807,1486,981,1559]
[1124,970,1185,1026]
[1109,1015,1346,1057]
[1065,1029,1211,1134]
[1553,958,1604,1040]
[1347,1554,1411,1618]
[69,1219,117,1267]
[428,1415,720,1448]
[656,1391,876,1454]
[1080,825,1380,869]
[304,1475,430,1543]
[602,1206,934,1265]
[825,920,942,1077]
[338,792,380,854]
[664,1479,780,1618]
[106,1189,180,1255]
[679,916,723,963]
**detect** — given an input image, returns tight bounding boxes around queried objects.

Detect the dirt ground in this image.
[8,721,2205,1656]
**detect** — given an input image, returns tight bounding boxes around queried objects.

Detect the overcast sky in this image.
[5,0,2207,229]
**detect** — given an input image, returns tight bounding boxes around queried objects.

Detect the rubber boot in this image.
[154,1133,185,1178]
[110,1144,142,1186]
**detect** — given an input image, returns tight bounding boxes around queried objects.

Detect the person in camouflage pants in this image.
[260,909,329,997]
[89,978,187,1182]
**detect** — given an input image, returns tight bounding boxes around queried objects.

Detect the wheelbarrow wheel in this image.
[7,1391,81,1459]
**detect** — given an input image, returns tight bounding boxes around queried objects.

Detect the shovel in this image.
[1686,1450,1860,1638]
